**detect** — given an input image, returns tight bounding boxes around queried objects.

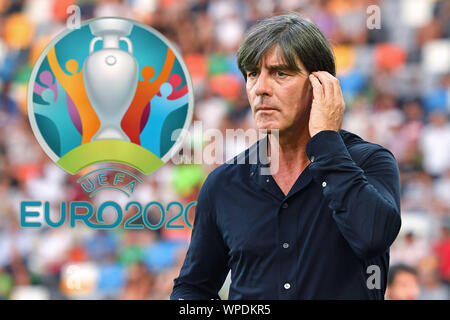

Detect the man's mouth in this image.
[255,105,278,112]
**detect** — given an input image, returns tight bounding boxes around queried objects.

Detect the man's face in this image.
[386,271,420,300]
[245,45,312,135]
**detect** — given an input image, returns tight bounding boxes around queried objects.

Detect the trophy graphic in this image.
[83,18,139,141]
[28,16,193,176]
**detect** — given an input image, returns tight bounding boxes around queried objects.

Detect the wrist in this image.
[306,130,346,162]
[309,127,339,138]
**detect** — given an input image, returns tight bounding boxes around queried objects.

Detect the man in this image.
[385,264,420,300]
[171,13,401,299]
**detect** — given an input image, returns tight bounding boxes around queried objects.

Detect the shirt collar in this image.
[249,134,313,199]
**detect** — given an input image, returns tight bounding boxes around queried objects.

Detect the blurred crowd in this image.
[0,0,449,300]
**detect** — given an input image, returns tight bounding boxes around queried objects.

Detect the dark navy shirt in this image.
[171,130,401,300]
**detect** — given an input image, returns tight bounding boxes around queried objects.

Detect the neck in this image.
[268,123,311,175]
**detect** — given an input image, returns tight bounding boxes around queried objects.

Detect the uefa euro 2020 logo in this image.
[27,17,193,196]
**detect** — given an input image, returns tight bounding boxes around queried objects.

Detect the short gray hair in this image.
[237,13,335,80]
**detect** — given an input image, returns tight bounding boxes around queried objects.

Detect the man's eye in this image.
[247,71,257,78]
[276,71,287,77]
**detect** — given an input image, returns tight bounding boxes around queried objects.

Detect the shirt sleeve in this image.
[170,175,229,300]
[305,130,402,260]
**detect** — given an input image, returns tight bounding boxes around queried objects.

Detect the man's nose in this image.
[254,72,272,96]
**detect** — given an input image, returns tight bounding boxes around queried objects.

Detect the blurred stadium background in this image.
[0,0,449,300]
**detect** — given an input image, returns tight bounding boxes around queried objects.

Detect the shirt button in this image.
[284,283,291,290]
[282,243,289,249]
[250,171,254,176]
[322,181,327,187]
[282,203,289,209]
[266,178,270,183]
[310,155,315,162]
